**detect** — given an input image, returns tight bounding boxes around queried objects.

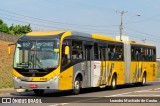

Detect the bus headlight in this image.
[13,75,20,81]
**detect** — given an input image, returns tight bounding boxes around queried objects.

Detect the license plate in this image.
[29,84,38,88]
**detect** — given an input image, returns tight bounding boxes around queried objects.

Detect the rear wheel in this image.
[73,78,81,95]
[111,74,116,90]
[33,89,44,95]
[141,73,146,86]
[135,73,146,86]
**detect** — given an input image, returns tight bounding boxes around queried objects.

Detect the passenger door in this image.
[84,45,92,87]
[100,46,106,85]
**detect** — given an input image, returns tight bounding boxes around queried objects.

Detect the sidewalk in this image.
[0,88,16,95]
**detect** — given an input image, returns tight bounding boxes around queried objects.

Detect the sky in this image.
[0,0,160,56]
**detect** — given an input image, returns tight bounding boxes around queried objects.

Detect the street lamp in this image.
[117,11,141,41]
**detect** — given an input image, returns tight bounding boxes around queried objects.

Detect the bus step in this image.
[100,85,106,88]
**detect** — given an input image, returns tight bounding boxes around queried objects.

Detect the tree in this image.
[0,18,32,36]
[0,19,9,33]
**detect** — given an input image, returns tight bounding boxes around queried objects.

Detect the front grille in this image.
[14,68,55,77]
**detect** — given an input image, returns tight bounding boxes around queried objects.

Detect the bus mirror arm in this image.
[8,44,15,55]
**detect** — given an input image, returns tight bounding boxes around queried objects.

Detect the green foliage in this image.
[0,19,9,33]
[0,19,32,36]
[157,72,160,78]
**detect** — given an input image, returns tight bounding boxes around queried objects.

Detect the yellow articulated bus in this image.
[9,31,157,95]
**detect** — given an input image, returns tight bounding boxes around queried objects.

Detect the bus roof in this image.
[26,30,66,36]
[125,41,155,47]
[25,30,154,47]
[26,30,120,42]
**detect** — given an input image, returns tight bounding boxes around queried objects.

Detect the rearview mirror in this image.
[8,46,11,55]
[8,44,15,55]
[65,46,69,55]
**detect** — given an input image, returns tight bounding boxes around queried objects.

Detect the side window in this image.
[105,47,109,60]
[131,47,135,61]
[62,40,71,67]
[152,48,156,62]
[134,48,141,61]
[100,46,106,61]
[149,48,152,61]
[94,43,99,60]
[85,45,92,61]
[115,45,123,61]
[141,48,145,61]
[108,45,116,60]
[71,40,83,60]
[145,48,149,61]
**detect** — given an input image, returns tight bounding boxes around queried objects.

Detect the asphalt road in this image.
[0,81,160,106]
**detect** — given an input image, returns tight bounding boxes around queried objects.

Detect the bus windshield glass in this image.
[14,39,60,69]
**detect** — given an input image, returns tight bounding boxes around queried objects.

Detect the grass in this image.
[157,61,160,78]
[157,73,160,78]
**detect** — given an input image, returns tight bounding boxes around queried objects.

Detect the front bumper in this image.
[13,76,59,90]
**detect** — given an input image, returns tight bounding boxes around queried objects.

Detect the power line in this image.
[124,26,160,38]
[0,8,119,28]
[0,13,119,33]
[0,16,68,30]
[125,13,160,25]
[124,32,160,43]
[0,16,119,35]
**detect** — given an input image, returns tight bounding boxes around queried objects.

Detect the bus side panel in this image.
[146,62,157,82]
[59,66,73,90]
[115,62,125,85]
[106,61,125,86]
[130,62,138,83]
[72,62,88,88]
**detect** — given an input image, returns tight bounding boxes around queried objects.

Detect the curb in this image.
[156,78,160,81]
[0,88,16,95]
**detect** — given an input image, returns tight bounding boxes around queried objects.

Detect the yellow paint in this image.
[59,67,73,90]
[92,34,119,42]
[8,46,11,55]
[104,61,124,86]
[13,67,60,82]
[54,48,59,52]
[31,67,60,81]
[130,62,137,83]
[13,31,72,82]
[100,85,106,88]
[27,30,66,36]
[112,61,125,85]
[130,61,157,83]
[13,69,24,77]
[65,46,69,55]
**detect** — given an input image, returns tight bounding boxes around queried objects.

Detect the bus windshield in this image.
[14,39,60,69]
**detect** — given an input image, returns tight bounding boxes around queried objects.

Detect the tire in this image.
[140,73,146,86]
[33,89,44,95]
[73,78,81,95]
[111,75,116,90]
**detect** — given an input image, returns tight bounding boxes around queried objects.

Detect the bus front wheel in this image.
[73,78,81,95]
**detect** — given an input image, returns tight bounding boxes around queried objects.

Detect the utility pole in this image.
[116,11,128,41]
